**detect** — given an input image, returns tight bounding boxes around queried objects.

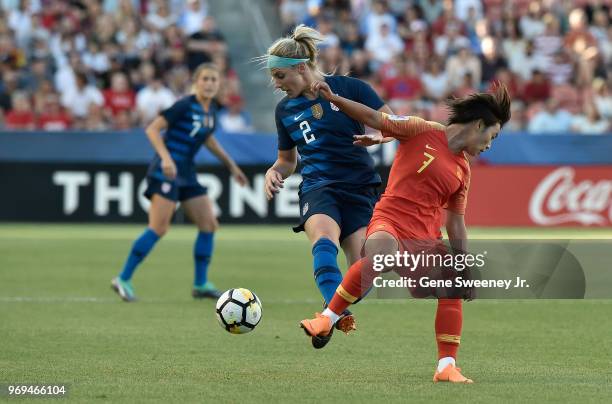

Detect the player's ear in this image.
[475,119,485,133]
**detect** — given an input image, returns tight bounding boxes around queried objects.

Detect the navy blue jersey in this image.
[275,75,384,194]
[147,95,218,185]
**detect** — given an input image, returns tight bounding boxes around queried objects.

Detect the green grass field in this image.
[1,224,611,403]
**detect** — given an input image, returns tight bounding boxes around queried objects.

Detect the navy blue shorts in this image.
[293,184,380,242]
[143,177,207,202]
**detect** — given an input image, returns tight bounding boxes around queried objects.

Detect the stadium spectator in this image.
[430,0,465,37]
[362,0,396,38]
[178,0,208,36]
[501,17,526,73]
[136,66,176,125]
[454,0,483,22]
[510,40,547,81]
[186,15,225,72]
[506,101,527,131]
[4,91,35,130]
[82,104,109,131]
[347,49,372,79]
[564,8,597,58]
[480,36,508,87]
[488,67,519,100]
[339,21,364,57]
[22,57,53,93]
[417,0,443,25]
[32,79,56,115]
[7,0,34,49]
[280,0,309,34]
[571,102,610,134]
[545,50,574,86]
[591,78,612,120]
[0,70,20,112]
[61,71,104,121]
[446,43,480,91]
[519,1,545,39]
[533,13,563,63]
[37,93,72,131]
[317,16,340,49]
[145,0,177,32]
[103,71,136,121]
[382,58,423,105]
[218,94,255,134]
[527,99,574,134]
[453,72,478,98]
[520,69,551,104]
[434,20,469,57]
[54,52,81,99]
[365,23,404,69]
[421,57,449,101]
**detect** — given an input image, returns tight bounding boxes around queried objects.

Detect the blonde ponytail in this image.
[266,24,322,70]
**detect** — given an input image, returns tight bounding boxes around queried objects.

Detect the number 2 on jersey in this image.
[299,120,316,144]
[417,152,435,173]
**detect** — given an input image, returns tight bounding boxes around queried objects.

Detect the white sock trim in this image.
[437,357,456,373]
[322,308,340,324]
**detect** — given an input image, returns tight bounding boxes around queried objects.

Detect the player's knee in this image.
[363,239,396,259]
[200,218,219,232]
[150,225,169,238]
[312,231,340,248]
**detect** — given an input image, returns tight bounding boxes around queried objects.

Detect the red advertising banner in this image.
[467,166,612,227]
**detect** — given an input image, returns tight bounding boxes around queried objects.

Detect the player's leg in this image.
[181,194,222,299]
[112,193,175,301]
[338,184,380,304]
[303,213,349,348]
[301,229,399,338]
[304,213,342,304]
[432,298,472,383]
[340,226,366,266]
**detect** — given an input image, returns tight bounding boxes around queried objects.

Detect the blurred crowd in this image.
[279,0,612,134]
[1,0,610,134]
[0,0,255,133]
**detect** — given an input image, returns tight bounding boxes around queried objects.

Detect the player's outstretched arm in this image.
[204,136,248,186]
[311,81,383,130]
[145,116,177,180]
[265,148,297,200]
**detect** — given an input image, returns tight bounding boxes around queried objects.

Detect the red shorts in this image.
[366,216,456,298]
[366,216,442,251]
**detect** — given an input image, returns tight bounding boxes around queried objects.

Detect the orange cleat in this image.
[433,364,474,384]
[336,312,357,334]
[300,312,333,338]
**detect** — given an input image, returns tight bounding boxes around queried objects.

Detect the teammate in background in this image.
[263,24,393,348]
[112,63,247,302]
[300,81,511,383]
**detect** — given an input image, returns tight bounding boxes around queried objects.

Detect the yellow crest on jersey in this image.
[311,103,323,119]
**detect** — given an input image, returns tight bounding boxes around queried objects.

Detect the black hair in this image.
[446,84,511,128]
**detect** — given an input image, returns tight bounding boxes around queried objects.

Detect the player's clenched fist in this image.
[264,168,284,200]
[311,80,334,101]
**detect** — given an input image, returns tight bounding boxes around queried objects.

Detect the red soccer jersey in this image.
[372,114,471,239]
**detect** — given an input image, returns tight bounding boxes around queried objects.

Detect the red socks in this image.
[328,257,375,315]
[327,260,464,362]
[435,298,463,359]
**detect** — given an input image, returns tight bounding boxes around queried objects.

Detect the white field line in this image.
[0,234,306,242]
[0,296,610,304]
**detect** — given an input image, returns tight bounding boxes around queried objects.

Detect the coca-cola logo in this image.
[529,167,612,225]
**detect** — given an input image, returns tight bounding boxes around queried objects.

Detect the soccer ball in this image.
[215,288,262,334]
